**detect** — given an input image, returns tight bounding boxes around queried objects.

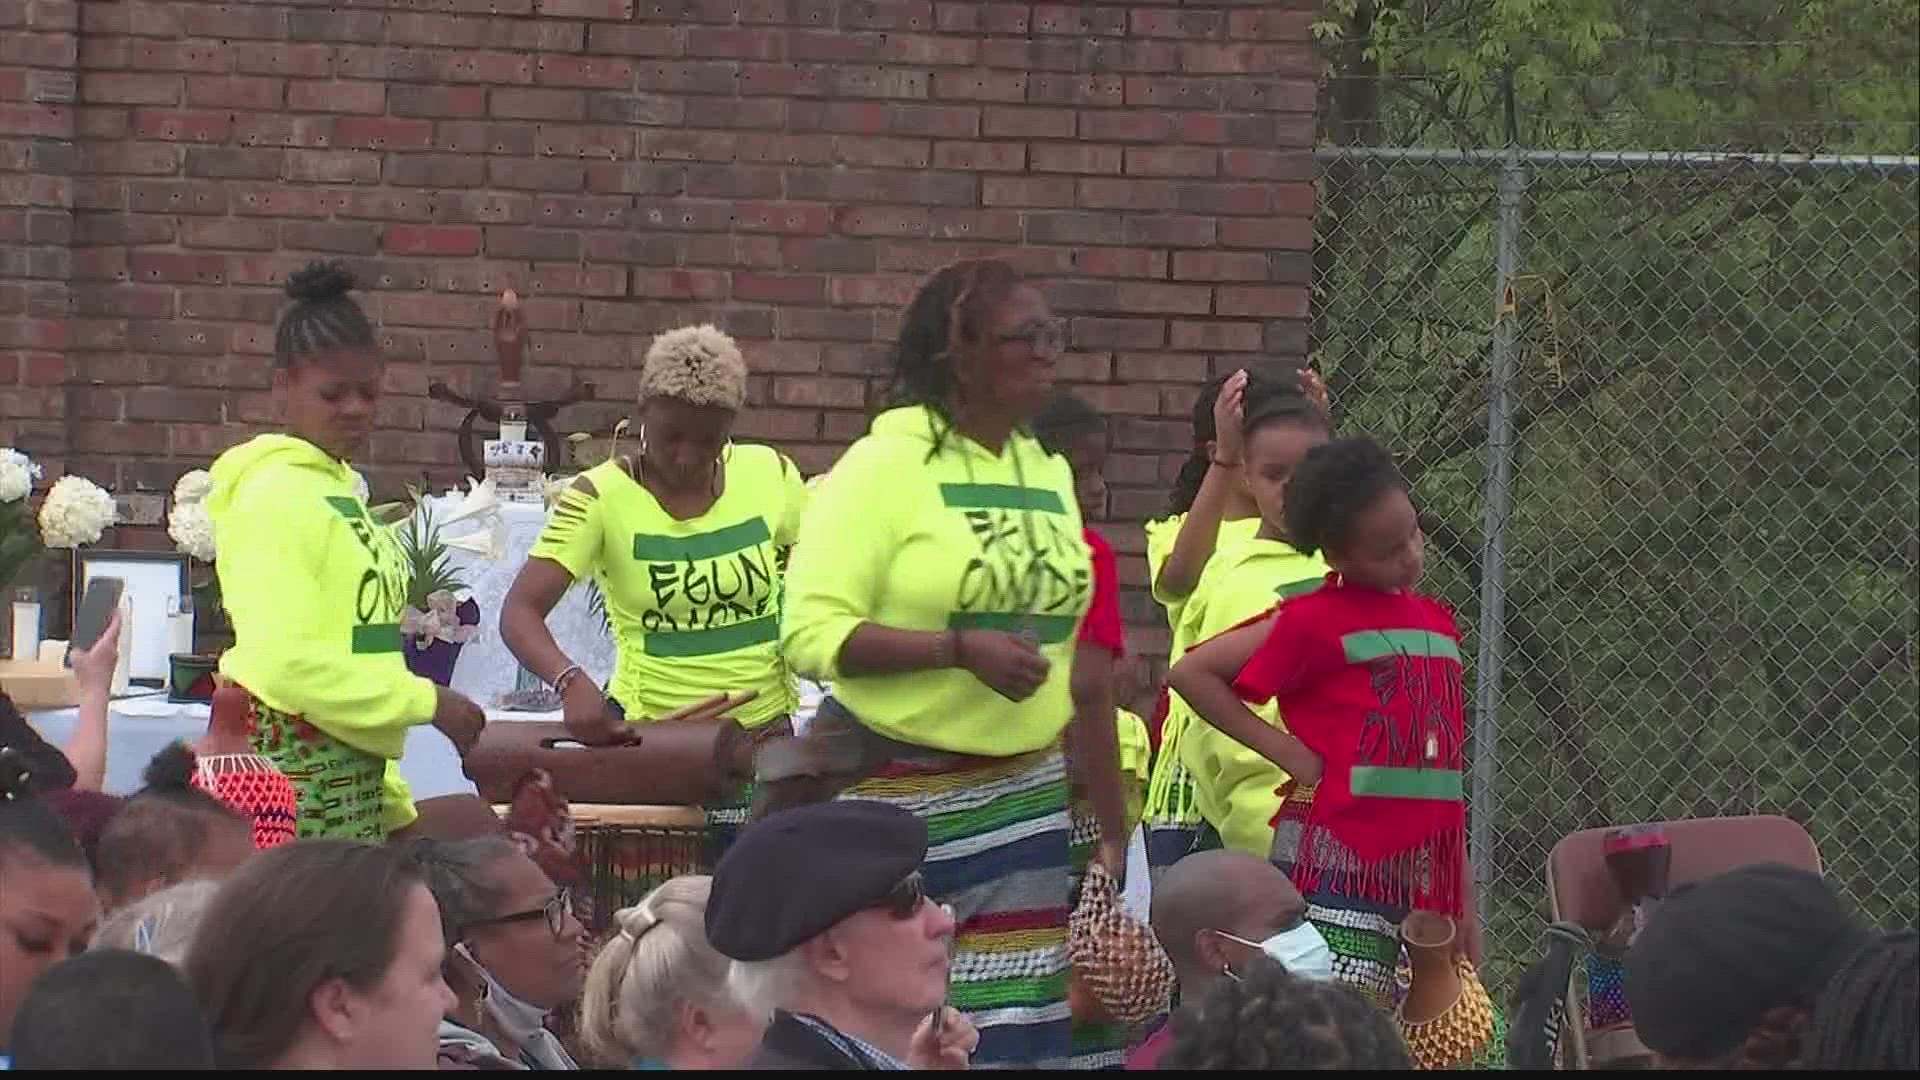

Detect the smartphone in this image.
[69,576,124,657]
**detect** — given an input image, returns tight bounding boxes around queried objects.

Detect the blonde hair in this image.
[639,325,747,410]
[579,875,744,1067]
[93,878,221,967]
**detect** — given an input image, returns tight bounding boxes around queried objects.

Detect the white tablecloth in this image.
[424,498,617,709]
[26,693,558,799]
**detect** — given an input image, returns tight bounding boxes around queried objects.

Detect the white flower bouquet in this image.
[167,469,217,563]
[1,449,116,592]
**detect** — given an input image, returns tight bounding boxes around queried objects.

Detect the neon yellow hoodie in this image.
[207,434,438,761]
[1177,536,1328,855]
[782,406,1092,756]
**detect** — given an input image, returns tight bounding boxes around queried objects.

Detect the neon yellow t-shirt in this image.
[1176,537,1328,855]
[1142,512,1260,824]
[530,444,806,729]
[782,406,1091,756]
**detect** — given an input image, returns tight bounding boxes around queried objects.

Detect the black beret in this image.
[705,800,928,962]
[1625,863,1870,1061]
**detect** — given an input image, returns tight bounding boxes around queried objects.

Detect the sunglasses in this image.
[872,871,928,920]
[468,888,573,938]
[997,317,1067,359]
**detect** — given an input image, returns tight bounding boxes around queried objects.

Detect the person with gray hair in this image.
[578,875,764,1069]
[92,878,221,967]
[706,801,979,1070]
[408,837,586,1070]
[500,322,809,854]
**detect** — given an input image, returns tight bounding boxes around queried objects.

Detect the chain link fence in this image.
[1310,145,1920,987]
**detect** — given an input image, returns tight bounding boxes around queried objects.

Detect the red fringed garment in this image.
[1231,575,1468,916]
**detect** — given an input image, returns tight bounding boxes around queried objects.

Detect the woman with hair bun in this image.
[206,261,487,841]
[501,325,807,842]
[578,875,762,1069]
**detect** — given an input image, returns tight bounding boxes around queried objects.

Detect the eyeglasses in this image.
[872,871,928,919]
[997,317,1067,359]
[468,888,573,938]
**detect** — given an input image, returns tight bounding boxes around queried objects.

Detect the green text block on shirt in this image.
[946,612,1079,645]
[1349,766,1463,801]
[1340,628,1462,664]
[643,614,780,658]
[631,518,771,563]
[938,484,1067,514]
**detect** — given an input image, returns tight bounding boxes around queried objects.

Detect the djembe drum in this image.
[573,804,712,933]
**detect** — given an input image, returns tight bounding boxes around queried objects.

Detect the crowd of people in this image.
[1,256,1912,1071]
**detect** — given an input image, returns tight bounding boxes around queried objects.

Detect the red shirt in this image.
[1077,527,1126,658]
[1231,576,1468,915]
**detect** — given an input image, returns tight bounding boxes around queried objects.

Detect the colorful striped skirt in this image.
[1305,898,1408,1011]
[842,746,1072,1071]
[247,698,386,841]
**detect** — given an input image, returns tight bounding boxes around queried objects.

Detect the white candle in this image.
[9,600,40,662]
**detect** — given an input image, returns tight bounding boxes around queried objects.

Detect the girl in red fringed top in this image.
[1170,436,1474,1008]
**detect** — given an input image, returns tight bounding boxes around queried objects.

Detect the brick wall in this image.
[2,0,1317,661]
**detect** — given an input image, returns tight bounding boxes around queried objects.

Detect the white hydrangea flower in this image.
[0,448,41,504]
[172,468,214,505]
[38,474,116,549]
[168,500,217,562]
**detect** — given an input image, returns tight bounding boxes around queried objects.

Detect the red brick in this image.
[633,268,730,301]
[1070,248,1164,279]
[285,150,381,185]
[1170,320,1263,352]
[537,0,634,18]
[982,106,1074,139]
[384,225,484,257]
[932,70,1026,102]
[1228,9,1316,42]
[931,140,1024,171]
[1078,178,1176,210]
[1078,110,1172,143]
[288,80,386,115]
[1130,9,1225,39]
[1219,216,1313,252]
[733,272,826,304]
[132,109,230,142]
[1127,146,1218,177]
[1172,251,1269,282]
[587,23,689,57]
[232,115,335,149]
[493,88,587,121]
[127,40,229,73]
[334,117,436,151]
[232,43,332,78]
[185,76,283,111]
[983,176,1076,208]
[1223,148,1314,180]
[880,33,975,65]
[535,55,636,89]
[130,252,227,284]
[929,208,1020,242]
[828,274,917,307]
[1073,317,1164,350]
[1031,144,1122,174]
[1214,286,1310,318]
[388,86,489,119]
[82,74,181,106]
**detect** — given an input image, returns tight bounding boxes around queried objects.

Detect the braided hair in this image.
[94,743,248,908]
[886,259,1025,458]
[1282,436,1408,558]
[1801,929,1919,1069]
[273,260,377,369]
[1241,372,1329,443]
[1166,369,1322,517]
[1165,373,1229,517]
[1160,955,1414,1069]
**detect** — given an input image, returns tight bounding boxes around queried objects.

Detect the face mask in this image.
[454,942,549,1042]
[1215,923,1336,982]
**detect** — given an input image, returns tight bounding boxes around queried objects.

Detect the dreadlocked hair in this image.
[1032,391,1102,457]
[1282,435,1408,558]
[886,258,1025,460]
[274,260,376,369]
[1160,955,1414,1070]
[1800,929,1919,1069]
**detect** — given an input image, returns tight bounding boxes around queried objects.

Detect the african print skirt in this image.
[247,699,386,841]
[843,746,1072,1071]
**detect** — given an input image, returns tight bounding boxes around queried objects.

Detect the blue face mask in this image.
[1215,923,1336,982]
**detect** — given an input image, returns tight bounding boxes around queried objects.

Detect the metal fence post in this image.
[1469,147,1527,934]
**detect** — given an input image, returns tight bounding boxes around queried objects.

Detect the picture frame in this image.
[72,549,190,686]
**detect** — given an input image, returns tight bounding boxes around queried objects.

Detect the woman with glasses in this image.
[409,837,586,1070]
[778,260,1128,1069]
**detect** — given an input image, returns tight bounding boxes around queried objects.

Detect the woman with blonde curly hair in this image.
[501,326,806,843]
[578,876,763,1070]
